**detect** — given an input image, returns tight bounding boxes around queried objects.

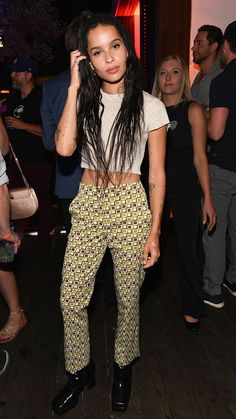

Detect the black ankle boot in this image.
[112,362,132,412]
[52,360,95,415]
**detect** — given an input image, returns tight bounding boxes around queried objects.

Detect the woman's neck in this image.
[102,80,125,94]
[162,94,181,107]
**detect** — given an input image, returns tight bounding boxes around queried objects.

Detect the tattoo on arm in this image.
[158,204,164,216]
[149,183,155,194]
[55,128,60,143]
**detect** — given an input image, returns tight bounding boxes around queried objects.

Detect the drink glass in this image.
[0,241,15,263]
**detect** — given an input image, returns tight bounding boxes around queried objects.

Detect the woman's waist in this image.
[81,168,140,186]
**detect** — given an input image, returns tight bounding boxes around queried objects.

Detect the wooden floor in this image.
[1,231,236,419]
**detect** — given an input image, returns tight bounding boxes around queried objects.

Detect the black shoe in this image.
[112,362,132,412]
[203,292,225,308]
[52,360,95,415]
[184,319,200,332]
[223,280,236,296]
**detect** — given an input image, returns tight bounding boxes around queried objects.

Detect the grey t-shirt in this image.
[191,58,222,109]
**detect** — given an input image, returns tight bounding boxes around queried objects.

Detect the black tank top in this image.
[165,101,200,200]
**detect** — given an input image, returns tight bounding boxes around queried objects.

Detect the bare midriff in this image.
[81,168,140,186]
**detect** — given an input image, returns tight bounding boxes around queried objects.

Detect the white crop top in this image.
[81,89,169,174]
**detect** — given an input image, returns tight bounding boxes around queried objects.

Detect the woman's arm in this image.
[188,102,216,231]
[208,107,229,141]
[55,50,87,157]
[5,117,42,136]
[142,125,167,269]
[0,116,9,156]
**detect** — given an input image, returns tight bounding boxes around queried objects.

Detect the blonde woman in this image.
[152,55,216,330]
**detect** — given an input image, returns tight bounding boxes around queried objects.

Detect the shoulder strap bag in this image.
[8,143,39,220]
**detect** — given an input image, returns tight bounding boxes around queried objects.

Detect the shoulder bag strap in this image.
[9,142,30,188]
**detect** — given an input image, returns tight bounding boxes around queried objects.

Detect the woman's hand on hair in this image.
[70,49,87,90]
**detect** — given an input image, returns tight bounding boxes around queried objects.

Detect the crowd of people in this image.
[0,9,236,416]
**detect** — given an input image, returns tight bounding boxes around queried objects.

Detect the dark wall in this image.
[140,0,191,92]
[57,0,112,23]
[157,0,191,63]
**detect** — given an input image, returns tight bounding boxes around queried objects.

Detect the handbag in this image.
[8,143,39,220]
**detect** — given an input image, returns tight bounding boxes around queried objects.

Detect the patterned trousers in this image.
[60,181,151,373]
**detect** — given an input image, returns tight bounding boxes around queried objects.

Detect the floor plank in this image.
[0,232,236,419]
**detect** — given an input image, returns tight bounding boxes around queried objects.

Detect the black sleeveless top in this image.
[165,101,200,200]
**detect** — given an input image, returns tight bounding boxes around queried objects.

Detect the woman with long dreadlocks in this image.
[52,12,169,415]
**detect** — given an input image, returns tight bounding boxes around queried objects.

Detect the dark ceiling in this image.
[56,0,113,23]
[0,0,114,87]
[50,0,114,74]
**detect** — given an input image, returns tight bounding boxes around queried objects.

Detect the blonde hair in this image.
[152,55,192,105]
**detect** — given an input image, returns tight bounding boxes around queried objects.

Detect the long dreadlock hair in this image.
[76,13,144,183]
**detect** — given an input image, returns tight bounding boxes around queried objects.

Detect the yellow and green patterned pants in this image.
[61,181,151,373]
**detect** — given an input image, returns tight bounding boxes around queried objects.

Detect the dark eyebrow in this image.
[89,38,122,53]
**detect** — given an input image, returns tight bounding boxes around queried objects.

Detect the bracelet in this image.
[0,231,13,241]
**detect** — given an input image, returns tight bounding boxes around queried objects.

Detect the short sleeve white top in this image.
[81,89,169,174]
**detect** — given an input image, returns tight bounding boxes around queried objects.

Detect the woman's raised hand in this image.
[70,50,87,90]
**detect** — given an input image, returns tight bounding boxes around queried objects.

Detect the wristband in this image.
[0,231,13,241]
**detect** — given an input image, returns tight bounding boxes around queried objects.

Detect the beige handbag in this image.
[8,143,39,220]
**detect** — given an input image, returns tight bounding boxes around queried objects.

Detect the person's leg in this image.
[203,166,232,304]
[0,269,26,343]
[160,203,172,252]
[225,190,236,294]
[0,269,21,311]
[53,184,107,415]
[172,197,205,323]
[107,182,151,411]
[110,184,151,366]
[158,202,171,281]
[96,247,116,307]
[59,197,73,234]
[61,186,108,374]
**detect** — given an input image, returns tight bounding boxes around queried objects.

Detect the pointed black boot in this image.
[112,362,132,412]
[52,360,95,415]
